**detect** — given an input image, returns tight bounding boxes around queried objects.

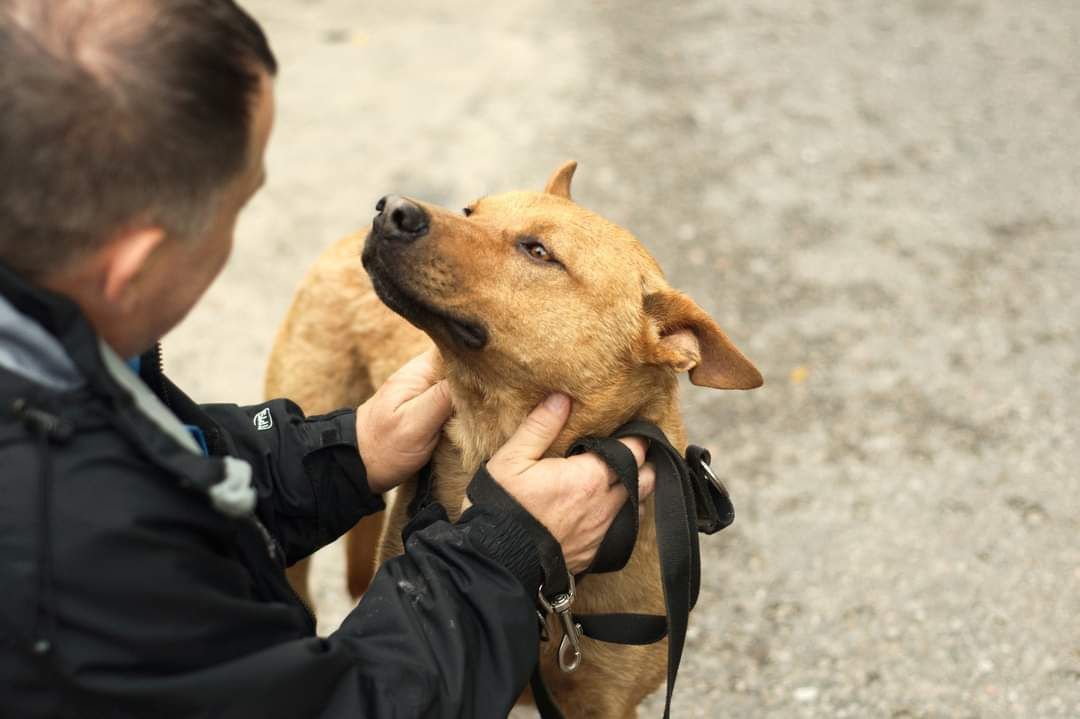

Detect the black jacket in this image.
[0,264,543,718]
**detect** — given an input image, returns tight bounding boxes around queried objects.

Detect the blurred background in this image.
[167,1,1079,717]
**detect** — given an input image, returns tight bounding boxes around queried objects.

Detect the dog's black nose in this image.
[374,195,428,241]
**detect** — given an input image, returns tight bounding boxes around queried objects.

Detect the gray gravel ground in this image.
[167,1,1080,716]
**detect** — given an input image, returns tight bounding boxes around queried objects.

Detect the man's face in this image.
[132,71,275,353]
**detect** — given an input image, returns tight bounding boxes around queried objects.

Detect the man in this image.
[0,1,655,717]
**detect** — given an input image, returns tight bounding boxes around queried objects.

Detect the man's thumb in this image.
[499,393,571,466]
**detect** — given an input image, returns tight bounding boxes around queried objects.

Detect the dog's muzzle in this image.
[372,194,429,243]
[362,198,489,352]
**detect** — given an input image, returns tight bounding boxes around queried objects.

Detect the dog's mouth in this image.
[362,239,489,351]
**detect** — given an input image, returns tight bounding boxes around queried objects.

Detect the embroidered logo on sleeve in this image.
[253,407,274,431]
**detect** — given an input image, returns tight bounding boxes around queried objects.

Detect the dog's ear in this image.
[544,160,577,200]
[642,290,763,390]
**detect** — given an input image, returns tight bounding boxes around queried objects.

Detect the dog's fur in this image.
[265,162,762,717]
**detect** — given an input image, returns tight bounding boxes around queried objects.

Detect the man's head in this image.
[0,0,276,356]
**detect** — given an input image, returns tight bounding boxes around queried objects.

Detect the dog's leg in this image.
[264,235,381,609]
[265,331,373,607]
[284,562,315,609]
[345,512,384,598]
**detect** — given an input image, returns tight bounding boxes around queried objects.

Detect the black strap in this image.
[530,664,566,719]
[577,613,668,645]
[566,436,639,574]
[613,421,699,718]
[532,421,733,719]
[406,420,735,719]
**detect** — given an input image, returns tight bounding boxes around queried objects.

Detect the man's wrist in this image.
[362,465,404,495]
[457,504,543,595]
[462,463,571,597]
[300,407,382,503]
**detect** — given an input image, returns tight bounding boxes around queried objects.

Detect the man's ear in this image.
[543,160,577,199]
[101,226,167,313]
[642,289,763,390]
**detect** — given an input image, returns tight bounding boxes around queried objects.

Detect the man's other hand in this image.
[474,394,657,575]
[355,350,452,494]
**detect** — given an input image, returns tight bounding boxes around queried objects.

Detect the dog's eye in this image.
[520,240,554,263]
[462,207,473,217]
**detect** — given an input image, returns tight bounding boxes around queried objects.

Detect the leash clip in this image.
[537,571,584,673]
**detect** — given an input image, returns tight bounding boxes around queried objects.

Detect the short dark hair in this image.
[0,0,277,277]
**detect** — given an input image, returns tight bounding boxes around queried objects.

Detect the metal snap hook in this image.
[537,571,585,672]
[557,618,583,672]
[536,571,576,614]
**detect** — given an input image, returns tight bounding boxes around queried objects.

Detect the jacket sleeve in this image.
[47,489,542,719]
[199,398,383,565]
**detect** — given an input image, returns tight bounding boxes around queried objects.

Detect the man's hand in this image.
[356,350,452,494]
[473,393,657,575]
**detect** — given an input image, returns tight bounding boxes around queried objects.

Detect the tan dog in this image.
[265,162,762,717]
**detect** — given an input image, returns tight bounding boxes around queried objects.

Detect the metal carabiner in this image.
[537,571,585,673]
[557,614,583,672]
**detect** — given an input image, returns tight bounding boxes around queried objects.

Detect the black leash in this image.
[407,420,734,719]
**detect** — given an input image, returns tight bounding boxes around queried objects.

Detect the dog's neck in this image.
[436,360,688,485]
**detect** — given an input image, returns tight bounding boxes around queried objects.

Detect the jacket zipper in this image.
[150,342,173,412]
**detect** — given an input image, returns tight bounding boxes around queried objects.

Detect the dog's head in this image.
[362,161,762,409]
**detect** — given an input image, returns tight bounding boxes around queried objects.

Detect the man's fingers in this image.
[634,463,656,524]
[605,462,654,518]
[618,436,648,468]
[637,462,656,501]
[400,379,452,436]
[383,350,443,406]
[605,481,630,517]
[564,450,612,486]
[565,436,649,488]
[409,348,443,379]
[495,393,571,467]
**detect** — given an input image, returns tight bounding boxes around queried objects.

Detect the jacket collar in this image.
[0,260,202,453]
[0,260,256,518]
[0,291,82,391]
[0,261,124,400]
